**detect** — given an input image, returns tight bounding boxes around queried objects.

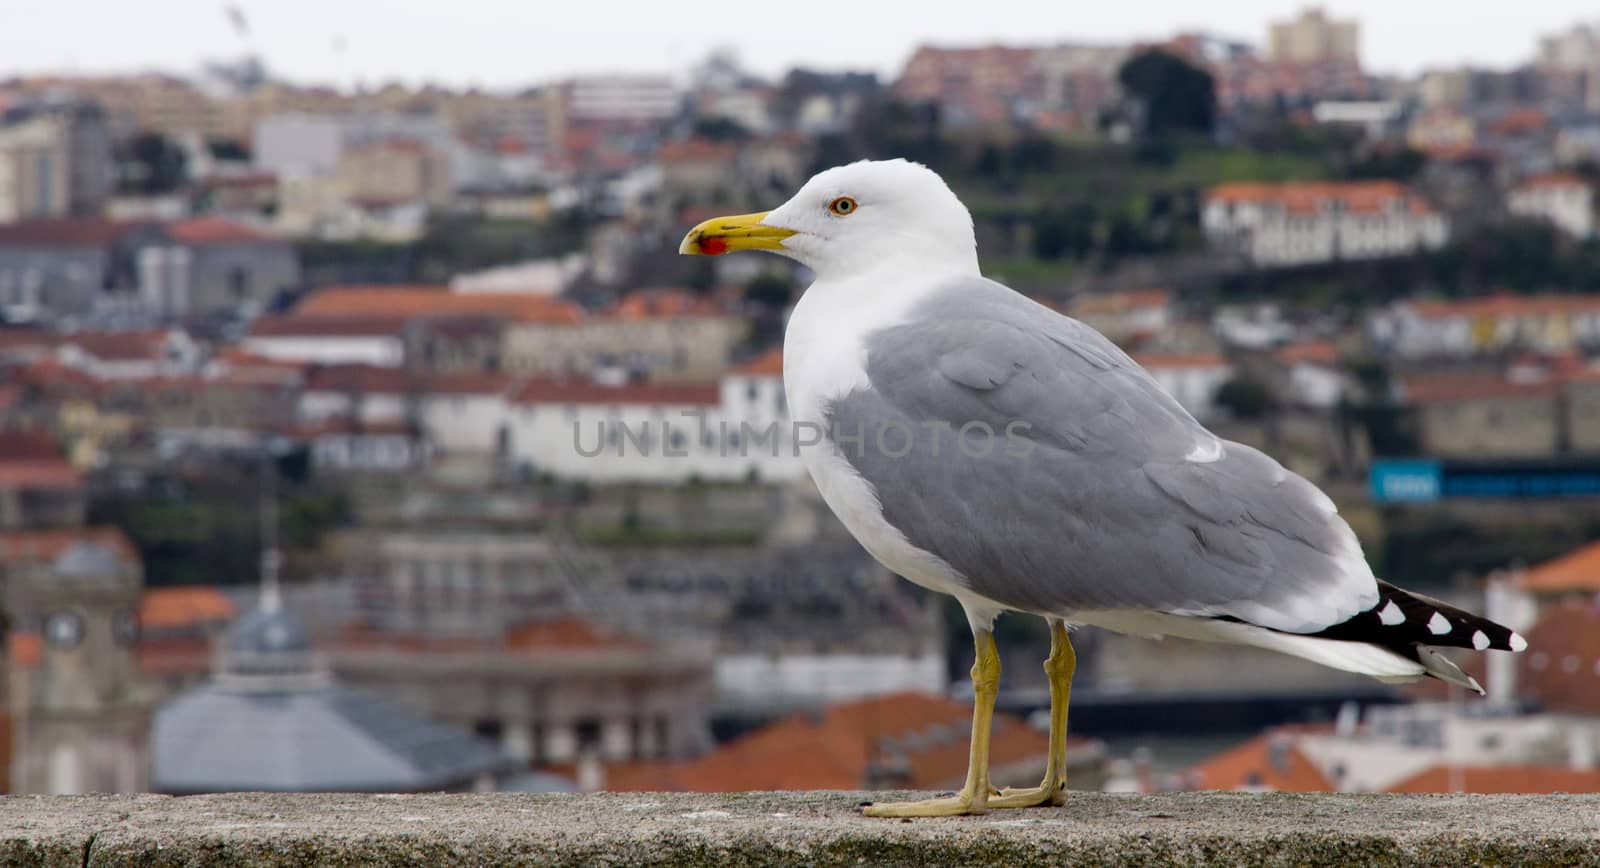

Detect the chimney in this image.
[1570,729,1596,772]
[1267,732,1293,773]
[575,747,604,793]
[1485,571,1527,707]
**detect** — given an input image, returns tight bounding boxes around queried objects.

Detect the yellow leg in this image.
[863,629,1000,817]
[990,619,1075,809]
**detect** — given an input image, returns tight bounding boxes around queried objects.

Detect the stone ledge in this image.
[2,791,1597,867]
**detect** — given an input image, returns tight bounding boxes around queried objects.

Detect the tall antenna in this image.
[259,447,283,613]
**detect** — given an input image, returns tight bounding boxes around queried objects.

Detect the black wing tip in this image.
[1310,581,1527,654]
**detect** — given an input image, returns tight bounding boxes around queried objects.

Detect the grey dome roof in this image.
[218,605,317,678]
[227,607,311,656]
[52,542,121,578]
[151,682,514,793]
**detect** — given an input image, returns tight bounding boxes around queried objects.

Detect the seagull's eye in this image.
[828,196,858,216]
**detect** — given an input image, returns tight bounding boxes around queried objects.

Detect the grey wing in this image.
[827,277,1378,634]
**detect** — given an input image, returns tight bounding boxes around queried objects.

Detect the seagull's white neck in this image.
[783,255,972,428]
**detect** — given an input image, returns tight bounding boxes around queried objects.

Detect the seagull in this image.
[680,159,1526,817]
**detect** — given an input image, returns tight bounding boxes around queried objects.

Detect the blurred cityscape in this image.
[4,6,1600,798]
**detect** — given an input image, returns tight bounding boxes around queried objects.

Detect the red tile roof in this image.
[658,139,737,163]
[302,363,426,393]
[1275,340,1340,367]
[0,463,83,488]
[62,329,172,361]
[608,288,725,319]
[1398,374,1555,405]
[509,377,720,407]
[1485,107,1548,137]
[1517,542,1600,594]
[0,431,81,489]
[1515,173,1591,192]
[1071,289,1172,316]
[1386,764,1600,794]
[0,430,66,460]
[299,365,513,397]
[731,348,783,377]
[140,586,237,631]
[1182,725,1335,792]
[605,690,1074,793]
[504,615,647,652]
[166,216,281,245]
[423,371,516,396]
[1207,181,1435,216]
[7,632,41,667]
[296,286,584,325]
[0,327,57,357]
[137,635,214,676]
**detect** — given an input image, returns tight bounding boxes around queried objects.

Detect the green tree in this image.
[1117,49,1216,138]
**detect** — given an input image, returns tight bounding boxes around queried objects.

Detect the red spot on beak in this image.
[699,236,728,256]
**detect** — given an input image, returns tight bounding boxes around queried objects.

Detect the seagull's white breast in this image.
[782,273,1008,626]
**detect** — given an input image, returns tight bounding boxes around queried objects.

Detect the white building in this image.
[243,315,407,368]
[1274,341,1347,409]
[503,349,804,484]
[1204,181,1448,267]
[417,374,516,456]
[1134,352,1234,421]
[1508,173,1595,240]
[253,113,453,179]
[296,365,422,425]
[1368,295,1600,359]
[565,76,680,124]
[298,419,432,474]
[50,329,200,381]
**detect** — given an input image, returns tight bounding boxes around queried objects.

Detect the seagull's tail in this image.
[1295,580,1528,695]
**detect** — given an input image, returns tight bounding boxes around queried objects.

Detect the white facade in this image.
[566,76,680,123]
[1136,356,1234,421]
[1294,704,1585,793]
[1508,178,1595,240]
[420,392,510,455]
[715,652,945,706]
[1368,297,1600,359]
[310,431,431,473]
[1204,184,1449,267]
[504,370,806,484]
[54,331,200,381]
[1287,362,1346,409]
[241,334,405,367]
[298,389,409,425]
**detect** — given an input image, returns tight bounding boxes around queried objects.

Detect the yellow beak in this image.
[679,211,796,256]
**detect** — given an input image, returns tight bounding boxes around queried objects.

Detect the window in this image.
[229,266,249,300]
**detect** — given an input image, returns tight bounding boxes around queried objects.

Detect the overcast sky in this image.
[3,1,1597,91]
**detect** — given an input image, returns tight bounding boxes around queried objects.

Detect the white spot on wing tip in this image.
[1472,630,1490,650]
[1185,437,1223,463]
[1509,632,1528,652]
[1378,600,1404,626]
[1426,611,1450,635]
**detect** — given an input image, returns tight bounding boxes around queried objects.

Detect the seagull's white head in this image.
[679,159,978,281]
